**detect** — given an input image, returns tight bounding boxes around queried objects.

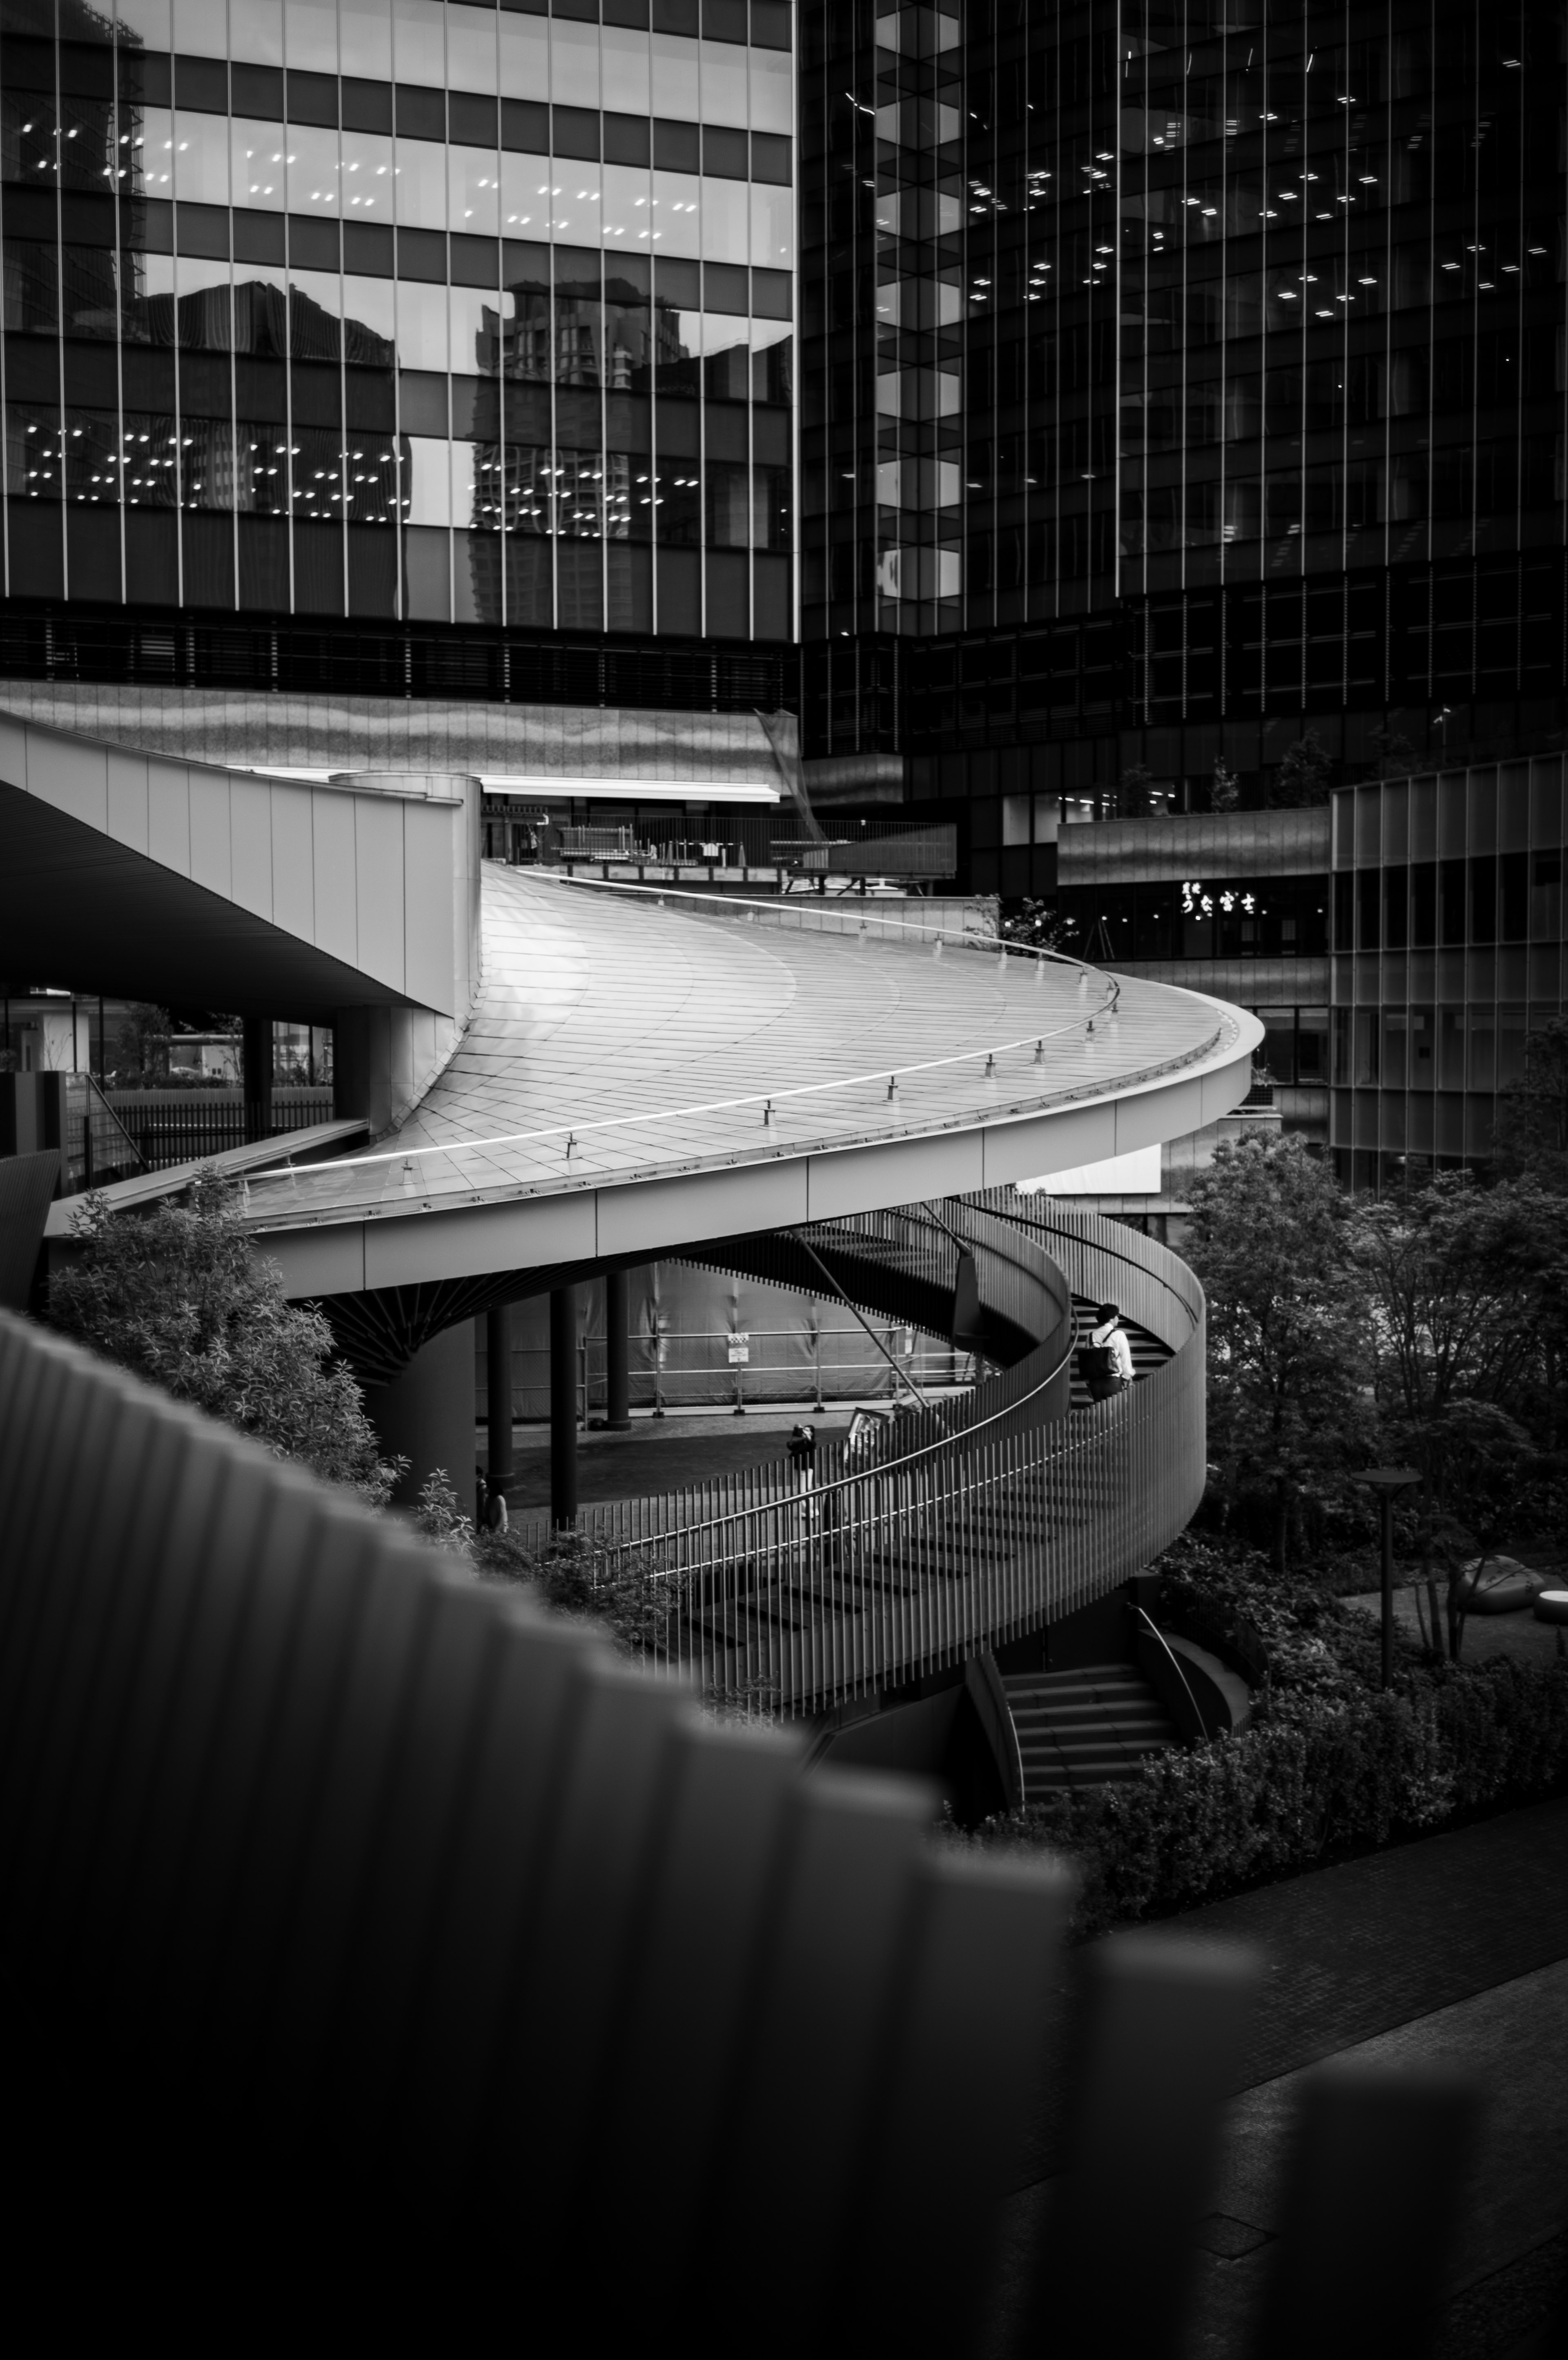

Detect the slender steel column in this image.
[606,1266,631,1431]
[550,1285,578,1529]
[241,1014,273,1144]
[486,1304,514,1509]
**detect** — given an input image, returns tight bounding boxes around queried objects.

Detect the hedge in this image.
[962,1540,1568,1935]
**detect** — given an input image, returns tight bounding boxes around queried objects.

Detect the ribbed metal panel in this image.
[592,1199,1205,1714]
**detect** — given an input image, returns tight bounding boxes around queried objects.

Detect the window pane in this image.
[652,170,701,257]
[339,0,392,82]
[501,152,550,239]
[446,3,498,95]
[601,25,651,115]
[341,126,395,219]
[285,0,340,74]
[551,20,600,109]
[395,280,448,371]
[396,135,448,231]
[291,125,347,216]
[233,118,288,212]
[450,143,501,237]
[405,435,450,526]
[393,0,445,87]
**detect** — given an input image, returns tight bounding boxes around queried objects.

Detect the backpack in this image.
[1076,1340,1117,1386]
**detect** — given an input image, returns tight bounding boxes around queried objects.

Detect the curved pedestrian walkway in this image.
[245,867,1261,1306]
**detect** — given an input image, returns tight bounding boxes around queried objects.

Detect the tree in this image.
[1184,1133,1371,1571]
[1266,729,1334,808]
[47,1173,401,1504]
[1368,722,1421,779]
[1210,759,1240,811]
[111,1001,172,1088]
[1000,898,1078,954]
[1354,1173,1564,1652]
[1118,762,1156,819]
[1493,1014,1568,1192]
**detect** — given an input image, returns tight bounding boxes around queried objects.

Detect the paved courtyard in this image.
[984,1797,1568,2357]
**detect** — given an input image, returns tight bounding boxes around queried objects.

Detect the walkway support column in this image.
[606,1266,631,1431]
[242,1015,273,1144]
[550,1284,578,1529]
[486,1304,514,1511]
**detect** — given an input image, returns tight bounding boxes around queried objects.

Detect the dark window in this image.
[1411,861,1437,947]
[653,118,701,172]
[1383,864,1408,951]
[1439,858,1466,944]
[603,114,651,166]
[1470,854,1497,945]
[341,77,392,133]
[502,99,549,153]
[553,107,600,160]
[1332,871,1353,950]
[287,70,338,128]
[174,53,229,112]
[449,91,498,147]
[1356,867,1379,951]
[1499,850,1528,942]
[750,131,792,184]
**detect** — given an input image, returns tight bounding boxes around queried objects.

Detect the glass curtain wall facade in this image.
[799,0,1567,875]
[0,0,795,640]
[1331,758,1568,1183]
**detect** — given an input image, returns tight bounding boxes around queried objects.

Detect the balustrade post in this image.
[550,1285,578,1530]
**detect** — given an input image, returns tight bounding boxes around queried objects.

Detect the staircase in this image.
[1002,1662,1181,1797]
[1067,1296,1170,1409]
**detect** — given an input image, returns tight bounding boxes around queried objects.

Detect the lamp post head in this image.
[1358,1467,1420,1493]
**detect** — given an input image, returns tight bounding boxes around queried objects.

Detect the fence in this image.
[0,1304,1489,2353]
[584,1198,1204,1713]
[536,815,958,878]
[104,1087,335,1169]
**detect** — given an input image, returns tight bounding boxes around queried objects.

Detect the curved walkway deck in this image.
[248,869,1261,1303]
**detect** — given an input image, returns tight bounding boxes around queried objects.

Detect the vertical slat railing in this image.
[595,1200,1204,1715]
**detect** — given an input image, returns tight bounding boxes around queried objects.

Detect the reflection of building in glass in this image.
[798,0,1566,874]
[1330,761,1568,1190]
[0,0,794,658]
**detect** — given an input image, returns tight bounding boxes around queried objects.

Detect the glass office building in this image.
[0,0,795,652]
[799,0,1564,885]
[1330,757,1568,1185]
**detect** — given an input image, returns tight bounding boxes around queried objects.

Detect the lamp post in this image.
[1357,1468,1420,1689]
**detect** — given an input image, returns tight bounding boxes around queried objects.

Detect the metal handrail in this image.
[1131,1604,1214,1746]
[239,884,1150,1199]
[577,1203,1206,1713]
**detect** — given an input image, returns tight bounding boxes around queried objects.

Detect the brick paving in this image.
[988,1798,1568,2359]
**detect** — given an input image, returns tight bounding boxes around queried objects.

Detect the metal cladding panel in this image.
[146,757,193,875]
[310,788,359,969]
[804,1127,985,1221]
[361,1191,599,1290]
[1199,1047,1254,1124]
[980,1101,1120,1187]
[597,1157,812,1259]
[104,751,151,856]
[259,1223,368,1299]
[228,773,276,925]
[352,798,410,998]
[186,762,234,900]
[29,729,108,834]
[403,799,460,1016]
[269,783,317,944]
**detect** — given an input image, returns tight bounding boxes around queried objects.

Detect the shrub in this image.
[962,1540,1568,1936]
[47,1174,401,1505]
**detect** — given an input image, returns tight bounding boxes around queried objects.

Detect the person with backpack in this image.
[1078,1301,1133,1402]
